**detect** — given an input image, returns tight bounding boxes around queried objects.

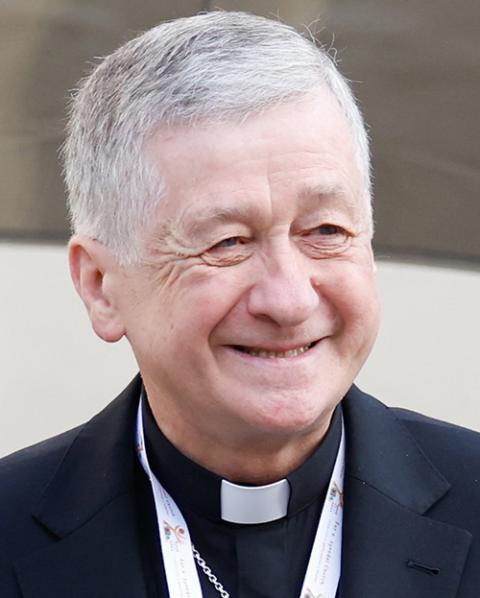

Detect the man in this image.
[1,11,479,598]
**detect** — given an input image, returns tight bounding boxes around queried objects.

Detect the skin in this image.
[70,88,381,484]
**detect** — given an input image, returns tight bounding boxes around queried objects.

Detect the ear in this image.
[68,235,126,343]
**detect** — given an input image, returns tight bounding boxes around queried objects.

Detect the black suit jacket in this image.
[1,376,479,597]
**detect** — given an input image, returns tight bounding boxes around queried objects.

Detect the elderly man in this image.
[1,11,479,598]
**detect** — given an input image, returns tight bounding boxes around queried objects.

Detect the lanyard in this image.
[136,400,345,598]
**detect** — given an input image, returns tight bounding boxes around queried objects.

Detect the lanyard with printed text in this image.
[136,400,345,598]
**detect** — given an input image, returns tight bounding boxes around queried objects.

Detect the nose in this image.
[247,243,319,327]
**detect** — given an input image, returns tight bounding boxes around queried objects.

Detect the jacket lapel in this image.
[340,387,472,598]
[14,377,150,598]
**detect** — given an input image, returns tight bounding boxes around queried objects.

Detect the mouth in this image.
[231,340,318,359]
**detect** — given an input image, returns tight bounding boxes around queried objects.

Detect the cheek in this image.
[165,269,248,340]
[327,264,380,333]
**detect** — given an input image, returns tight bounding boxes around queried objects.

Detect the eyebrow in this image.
[298,180,359,214]
[179,204,262,238]
[300,180,352,200]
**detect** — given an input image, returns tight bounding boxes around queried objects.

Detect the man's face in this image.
[110,89,380,444]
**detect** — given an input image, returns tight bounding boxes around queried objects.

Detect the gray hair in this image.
[63,11,372,264]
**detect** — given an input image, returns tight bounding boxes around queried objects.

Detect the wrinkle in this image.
[141,224,208,290]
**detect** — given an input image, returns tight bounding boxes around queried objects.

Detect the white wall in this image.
[1,242,479,457]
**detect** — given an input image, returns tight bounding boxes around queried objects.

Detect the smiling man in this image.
[1,11,479,598]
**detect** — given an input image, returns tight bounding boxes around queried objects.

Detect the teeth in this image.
[243,344,312,358]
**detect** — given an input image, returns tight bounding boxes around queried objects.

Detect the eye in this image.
[303,223,349,240]
[299,223,351,257]
[213,236,245,249]
[314,224,344,236]
[200,235,252,267]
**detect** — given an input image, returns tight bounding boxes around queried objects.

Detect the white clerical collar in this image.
[220,478,290,524]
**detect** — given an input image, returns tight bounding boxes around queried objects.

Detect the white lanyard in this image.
[136,400,345,598]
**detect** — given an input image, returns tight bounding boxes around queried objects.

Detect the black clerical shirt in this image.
[136,397,342,598]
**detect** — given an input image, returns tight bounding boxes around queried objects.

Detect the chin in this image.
[240,390,335,437]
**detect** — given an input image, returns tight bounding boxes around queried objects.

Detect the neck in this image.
[146,393,333,485]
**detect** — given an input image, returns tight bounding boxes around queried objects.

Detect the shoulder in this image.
[345,386,480,503]
[392,406,480,486]
[0,376,141,548]
[348,385,480,465]
[0,426,83,544]
[393,405,480,456]
[0,375,140,519]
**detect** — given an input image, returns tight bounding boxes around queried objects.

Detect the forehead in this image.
[145,88,365,226]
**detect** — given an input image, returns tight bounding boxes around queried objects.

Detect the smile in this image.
[233,342,316,358]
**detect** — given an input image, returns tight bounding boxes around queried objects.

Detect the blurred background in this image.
[1,0,479,457]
